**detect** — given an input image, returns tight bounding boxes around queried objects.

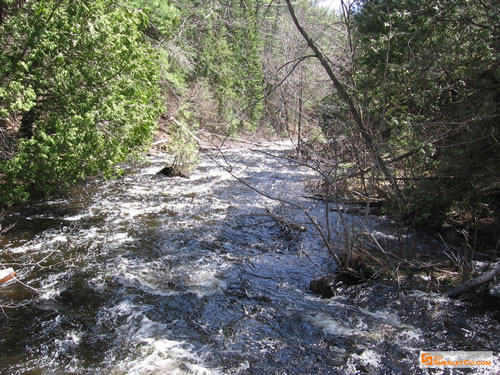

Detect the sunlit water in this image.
[1,142,498,374]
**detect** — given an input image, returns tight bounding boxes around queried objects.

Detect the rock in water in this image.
[157,165,190,178]
[310,274,337,298]
[310,272,365,298]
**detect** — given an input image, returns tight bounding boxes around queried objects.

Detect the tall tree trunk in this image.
[284,0,403,202]
[297,64,303,153]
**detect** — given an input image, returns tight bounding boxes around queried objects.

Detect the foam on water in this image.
[345,349,382,373]
[308,312,360,336]
[38,274,65,300]
[64,214,85,221]
[186,268,227,298]
[108,310,218,375]
[109,232,130,243]
[123,339,217,375]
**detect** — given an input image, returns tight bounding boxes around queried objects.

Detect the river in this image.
[0,142,498,374]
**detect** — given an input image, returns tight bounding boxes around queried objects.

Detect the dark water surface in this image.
[1,142,498,374]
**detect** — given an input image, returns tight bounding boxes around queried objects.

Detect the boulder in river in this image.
[310,274,337,298]
[157,165,190,178]
[310,272,366,298]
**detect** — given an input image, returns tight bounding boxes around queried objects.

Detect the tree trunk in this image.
[297,64,303,153]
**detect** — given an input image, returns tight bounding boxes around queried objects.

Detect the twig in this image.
[13,277,39,293]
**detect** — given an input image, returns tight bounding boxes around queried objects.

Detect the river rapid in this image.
[0,142,498,374]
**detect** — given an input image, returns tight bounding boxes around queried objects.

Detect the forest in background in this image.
[0,0,499,251]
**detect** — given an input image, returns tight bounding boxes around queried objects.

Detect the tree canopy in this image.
[0,0,163,203]
[351,0,499,226]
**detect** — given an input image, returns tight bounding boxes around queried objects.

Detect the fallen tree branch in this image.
[264,207,307,233]
[0,223,15,234]
[303,193,385,206]
[445,263,500,298]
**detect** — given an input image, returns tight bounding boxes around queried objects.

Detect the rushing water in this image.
[0,142,498,374]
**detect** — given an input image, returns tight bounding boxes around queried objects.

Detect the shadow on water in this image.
[0,142,498,374]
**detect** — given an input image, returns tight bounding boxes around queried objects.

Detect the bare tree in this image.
[284,0,403,202]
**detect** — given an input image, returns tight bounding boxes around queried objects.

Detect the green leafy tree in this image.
[352,0,499,227]
[126,0,265,171]
[178,0,265,134]
[0,0,163,203]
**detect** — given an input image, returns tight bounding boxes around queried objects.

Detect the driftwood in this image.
[151,138,169,146]
[445,263,500,298]
[264,208,307,232]
[0,223,15,234]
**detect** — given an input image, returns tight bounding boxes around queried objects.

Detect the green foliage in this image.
[352,0,500,226]
[127,0,265,168]
[164,105,199,174]
[0,0,163,204]
[355,0,498,118]
[184,0,264,133]
[127,0,185,89]
[129,0,180,38]
[131,0,265,135]
[307,127,327,145]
